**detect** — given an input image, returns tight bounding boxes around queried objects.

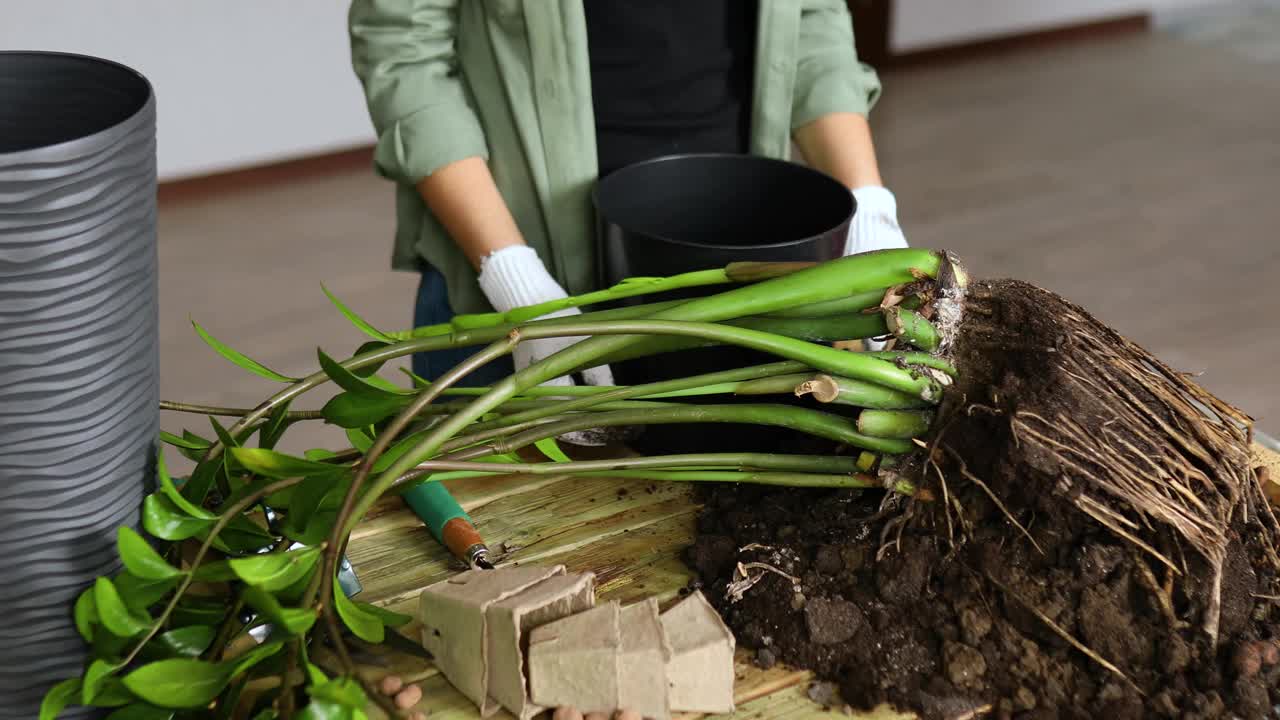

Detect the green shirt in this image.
[349,0,882,315]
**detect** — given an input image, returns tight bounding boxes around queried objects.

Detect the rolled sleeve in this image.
[350,0,489,184]
[791,0,883,130]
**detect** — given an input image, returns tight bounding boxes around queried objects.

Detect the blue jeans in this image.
[412,267,515,387]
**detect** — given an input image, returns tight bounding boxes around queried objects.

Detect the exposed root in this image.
[986,572,1141,695]
[1130,549,1187,631]
[726,560,801,604]
[932,279,1269,647]
[943,445,1042,556]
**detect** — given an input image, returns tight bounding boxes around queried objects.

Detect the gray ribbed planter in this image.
[0,52,158,718]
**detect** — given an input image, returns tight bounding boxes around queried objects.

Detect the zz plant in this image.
[42,248,962,719]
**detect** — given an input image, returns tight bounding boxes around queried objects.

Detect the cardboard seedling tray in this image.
[418,566,738,719]
[418,565,595,718]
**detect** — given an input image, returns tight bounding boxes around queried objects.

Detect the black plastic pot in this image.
[594,153,854,454]
[0,52,158,718]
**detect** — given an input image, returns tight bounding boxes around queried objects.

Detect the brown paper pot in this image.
[660,591,736,713]
[418,566,595,717]
[528,599,672,720]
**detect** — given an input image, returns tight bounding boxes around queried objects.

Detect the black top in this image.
[584,0,758,178]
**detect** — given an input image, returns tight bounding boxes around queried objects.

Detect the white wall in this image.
[891,0,1146,52]
[2,1,377,181]
[890,0,1240,53]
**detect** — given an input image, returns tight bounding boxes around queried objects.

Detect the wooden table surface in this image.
[347,443,1280,720]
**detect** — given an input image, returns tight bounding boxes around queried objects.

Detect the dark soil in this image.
[686,280,1280,719]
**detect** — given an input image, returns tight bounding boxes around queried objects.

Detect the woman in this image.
[348,0,907,391]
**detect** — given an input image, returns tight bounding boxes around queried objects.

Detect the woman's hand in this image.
[377,674,426,720]
[477,245,615,389]
[846,185,908,256]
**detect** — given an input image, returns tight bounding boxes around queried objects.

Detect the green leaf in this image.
[143,495,214,541]
[534,437,572,463]
[208,418,247,477]
[83,659,120,704]
[350,341,391,377]
[178,458,221,509]
[320,391,407,429]
[160,430,207,450]
[369,428,431,473]
[286,475,341,536]
[212,515,275,554]
[258,401,293,451]
[117,527,182,581]
[188,558,236,584]
[115,572,179,615]
[122,658,232,709]
[399,366,431,388]
[184,429,214,446]
[149,625,216,659]
[95,578,151,638]
[192,320,300,383]
[228,640,285,676]
[91,626,132,660]
[87,677,135,708]
[171,598,228,629]
[74,586,98,643]
[39,678,81,720]
[251,710,280,720]
[321,284,394,343]
[159,431,211,463]
[307,676,367,708]
[243,587,316,635]
[333,582,383,643]
[106,704,175,720]
[283,510,338,546]
[359,602,412,628]
[297,700,361,720]
[230,447,347,479]
[317,349,408,399]
[157,452,215,520]
[344,427,374,453]
[305,662,328,686]
[230,547,321,591]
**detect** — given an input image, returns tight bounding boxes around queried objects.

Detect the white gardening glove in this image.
[846,186,909,351]
[477,245,614,388]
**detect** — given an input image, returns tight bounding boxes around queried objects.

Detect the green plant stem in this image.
[547,470,878,489]
[389,267,734,340]
[349,249,944,535]
[208,590,248,661]
[160,401,324,420]
[884,307,941,352]
[280,639,301,720]
[409,452,862,476]
[313,338,516,614]
[500,320,946,399]
[201,312,900,465]
[866,351,958,377]
[482,404,915,456]
[732,373,822,396]
[760,289,887,318]
[857,410,933,439]
[794,374,931,410]
[118,477,304,670]
[394,465,912,493]
[460,361,810,437]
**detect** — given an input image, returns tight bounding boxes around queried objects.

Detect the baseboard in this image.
[883,12,1151,69]
[157,145,374,205]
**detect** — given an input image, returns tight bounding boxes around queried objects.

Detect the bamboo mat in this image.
[347,443,1280,719]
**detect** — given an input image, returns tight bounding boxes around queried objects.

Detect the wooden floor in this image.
[151,27,1280,718]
